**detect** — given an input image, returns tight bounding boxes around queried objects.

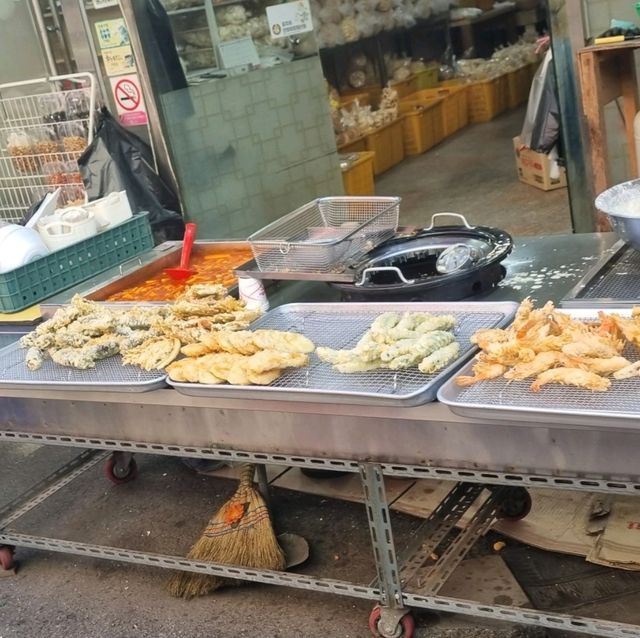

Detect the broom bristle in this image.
[168,464,285,599]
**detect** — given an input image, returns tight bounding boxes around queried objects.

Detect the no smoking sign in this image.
[109,73,148,127]
[114,78,140,111]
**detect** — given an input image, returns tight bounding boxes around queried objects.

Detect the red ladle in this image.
[164,222,197,281]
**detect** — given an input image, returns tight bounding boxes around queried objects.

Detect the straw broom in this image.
[168,463,285,598]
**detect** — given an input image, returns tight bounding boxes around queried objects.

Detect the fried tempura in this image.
[530,367,610,392]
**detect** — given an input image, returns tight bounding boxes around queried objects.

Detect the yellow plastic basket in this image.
[413,63,440,90]
[399,99,445,155]
[467,75,508,123]
[341,151,375,195]
[402,83,468,138]
[365,118,405,175]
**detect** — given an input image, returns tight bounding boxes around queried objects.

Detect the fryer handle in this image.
[426,213,474,230]
[355,266,415,287]
[118,256,143,276]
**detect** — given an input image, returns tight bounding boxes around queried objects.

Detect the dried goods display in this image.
[455,40,540,82]
[106,247,254,301]
[332,86,399,146]
[0,74,95,222]
[310,0,450,48]
[19,284,261,372]
[456,299,640,392]
[317,311,460,373]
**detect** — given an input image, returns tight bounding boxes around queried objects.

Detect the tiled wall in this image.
[160,56,343,239]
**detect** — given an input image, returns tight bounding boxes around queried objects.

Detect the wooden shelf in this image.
[578,41,640,230]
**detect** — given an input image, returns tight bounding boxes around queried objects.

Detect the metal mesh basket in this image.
[0,73,96,222]
[248,196,400,273]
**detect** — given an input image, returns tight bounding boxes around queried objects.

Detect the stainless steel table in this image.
[3,232,638,638]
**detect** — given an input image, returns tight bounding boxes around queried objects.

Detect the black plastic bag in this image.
[78,108,184,243]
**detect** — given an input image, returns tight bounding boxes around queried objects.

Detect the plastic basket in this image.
[467,75,508,123]
[338,135,368,154]
[365,118,406,175]
[402,84,468,138]
[399,99,445,155]
[413,64,440,90]
[341,152,375,196]
[338,92,370,110]
[507,66,530,109]
[0,213,154,313]
[389,75,417,99]
[341,84,383,108]
[248,197,400,273]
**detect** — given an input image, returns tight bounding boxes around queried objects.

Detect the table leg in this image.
[255,464,271,510]
[360,463,413,637]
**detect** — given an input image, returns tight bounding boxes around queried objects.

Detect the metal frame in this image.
[3,440,640,637]
[561,239,636,308]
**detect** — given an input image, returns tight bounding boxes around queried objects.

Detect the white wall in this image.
[0,0,49,88]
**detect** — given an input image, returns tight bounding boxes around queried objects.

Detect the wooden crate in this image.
[341,151,375,195]
[399,98,445,155]
[402,83,468,138]
[365,118,405,175]
[467,75,508,123]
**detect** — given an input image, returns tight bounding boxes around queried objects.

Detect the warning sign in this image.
[109,74,148,127]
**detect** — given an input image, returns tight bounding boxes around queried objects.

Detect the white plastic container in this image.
[84,191,132,230]
[38,208,99,252]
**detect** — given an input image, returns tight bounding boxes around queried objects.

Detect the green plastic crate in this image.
[0,213,154,313]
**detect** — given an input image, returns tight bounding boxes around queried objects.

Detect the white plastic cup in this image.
[238,276,269,312]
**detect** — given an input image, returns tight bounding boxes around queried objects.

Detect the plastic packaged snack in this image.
[7,130,38,173]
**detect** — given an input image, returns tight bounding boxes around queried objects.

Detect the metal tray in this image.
[0,340,166,393]
[168,301,518,407]
[562,240,640,308]
[438,308,640,427]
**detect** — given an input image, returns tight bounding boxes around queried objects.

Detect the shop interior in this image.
[28,0,573,240]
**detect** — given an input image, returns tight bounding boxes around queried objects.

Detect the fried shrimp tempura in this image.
[530,367,610,392]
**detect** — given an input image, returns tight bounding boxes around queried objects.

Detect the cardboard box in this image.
[513,136,567,191]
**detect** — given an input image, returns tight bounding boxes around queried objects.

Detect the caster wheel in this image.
[497,487,532,521]
[104,456,138,485]
[0,546,15,571]
[368,606,415,638]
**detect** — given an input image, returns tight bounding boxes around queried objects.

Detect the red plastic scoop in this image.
[164,222,197,281]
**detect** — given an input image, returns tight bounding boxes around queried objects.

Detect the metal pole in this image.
[548,0,594,233]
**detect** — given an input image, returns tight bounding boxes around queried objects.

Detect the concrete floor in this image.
[0,442,630,638]
[0,444,549,638]
[376,107,572,236]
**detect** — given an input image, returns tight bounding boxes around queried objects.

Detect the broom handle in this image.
[239,463,255,487]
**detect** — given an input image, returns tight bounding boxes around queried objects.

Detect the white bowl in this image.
[595,179,640,250]
[0,224,50,273]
